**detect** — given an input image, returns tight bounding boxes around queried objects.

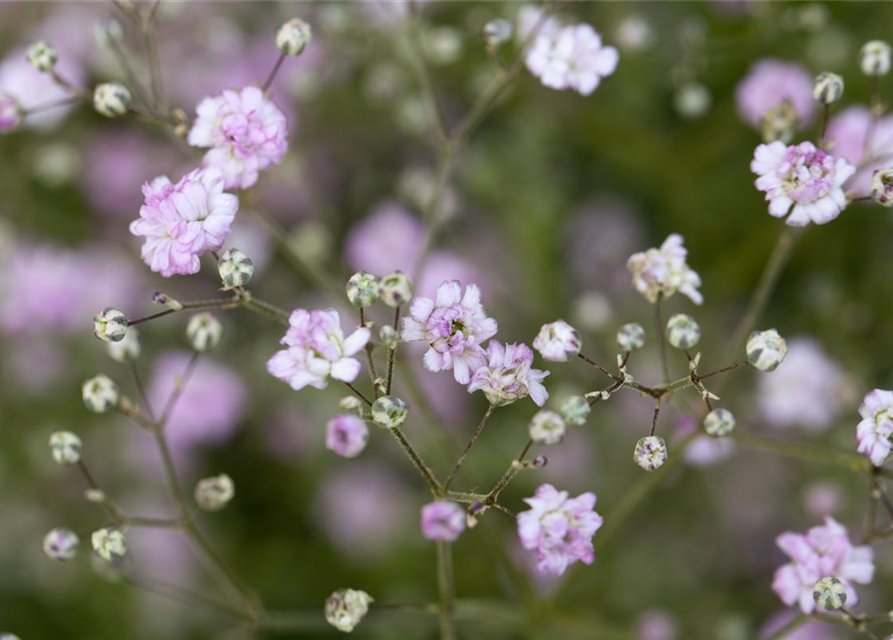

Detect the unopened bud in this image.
[703,408,736,437]
[484,18,513,48]
[861,40,891,77]
[26,41,57,73]
[43,528,79,561]
[533,320,582,362]
[666,314,700,350]
[634,436,667,471]
[91,527,126,561]
[218,247,253,289]
[106,326,141,362]
[746,329,788,372]
[153,291,183,311]
[559,396,590,427]
[379,324,398,349]
[617,322,645,351]
[371,395,408,428]
[94,307,128,343]
[812,72,844,104]
[346,271,379,308]
[339,396,363,413]
[872,168,893,207]
[325,588,373,633]
[82,375,119,413]
[276,18,312,56]
[379,271,414,307]
[49,431,82,465]
[93,82,131,118]
[528,410,566,445]
[194,473,235,511]
[186,312,223,352]
[813,576,847,611]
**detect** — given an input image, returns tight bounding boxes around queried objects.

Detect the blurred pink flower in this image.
[325,414,369,459]
[856,388,893,466]
[826,106,893,194]
[735,59,815,130]
[636,609,677,640]
[420,501,466,542]
[0,46,85,129]
[804,482,842,518]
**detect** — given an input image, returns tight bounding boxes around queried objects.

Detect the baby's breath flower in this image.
[379,325,398,349]
[93,307,128,343]
[666,314,700,350]
[627,234,703,305]
[560,396,590,427]
[218,248,253,289]
[276,18,312,57]
[379,271,414,307]
[194,474,235,511]
[529,410,567,445]
[26,41,57,73]
[813,576,847,610]
[371,396,408,428]
[93,82,131,118]
[420,501,466,542]
[82,375,120,413]
[91,527,126,561]
[325,588,373,633]
[0,92,24,133]
[857,389,893,466]
[346,271,379,308]
[871,168,893,207]
[704,408,736,437]
[617,322,646,351]
[43,528,79,561]
[106,327,141,362]
[861,40,891,77]
[484,18,513,48]
[187,313,224,352]
[634,436,667,471]
[747,329,788,371]
[533,320,582,362]
[326,414,369,458]
[49,431,82,465]
[812,72,844,104]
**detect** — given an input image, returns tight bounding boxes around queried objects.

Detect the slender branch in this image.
[577,353,621,381]
[731,431,872,473]
[130,361,155,422]
[435,542,456,640]
[444,405,495,490]
[386,306,401,395]
[343,381,373,407]
[262,53,286,93]
[699,362,745,380]
[158,352,200,428]
[405,2,450,148]
[390,426,441,495]
[654,298,670,383]
[649,398,661,437]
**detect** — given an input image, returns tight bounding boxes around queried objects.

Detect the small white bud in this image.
[49,431,82,465]
[106,326,141,362]
[634,436,667,471]
[861,40,891,77]
[93,82,131,118]
[84,488,106,503]
[82,375,120,413]
[26,41,57,73]
[371,395,408,428]
[0,92,24,134]
[813,576,847,611]
[91,527,126,561]
[528,410,567,445]
[94,18,124,48]
[379,271,414,307]
[153,291,183,311]
[871,168,893,207]
[484,18,513,48]
[703,408,736,437]
[746,329,788,372]
[276,18,312,57]
[186,312,224,352]
[93,307,128,343]
[559,396,591,427]
[194,474,235,511]
[346,271,379,308]
[339,396,364,413]
[617,322,646,351]
[43,528,79,561]
[674,82,711,120]
[666,314,701,350]
[325,588,373,633]
[218,247,254,289]
[812,72,844,104]
[379,324,398,349]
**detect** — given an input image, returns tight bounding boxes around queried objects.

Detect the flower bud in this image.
[872,168,893,207]
[532,454,548,467]
[484,18,513,48]
[325,588,373,633]
[533,320,582,362]
[371,396,408,428]
[760,100,798,144]
[94,307,128,343]
[346,271,379,308]
[813,576,847,611]
[379,271,414,307]
[85,488,106,503]
[153,291,183,311]
[617,322,646,352]
[0,92,24,133]
[276,18,312,57]
[82,375,119,413]
[666,314,700,350]
[528,410,567,445]
[703,408,736,437]
[746,329,788,372]
[194,474,235,511]
[861,40,891,77]
[91,527,126,561]
[218,247,254,289]
[26,41,57,73]
[634,436,668,471]
[94,18,123,48]
[559,395,590,427]
[326,414,369,458]
[107,326,141,362]
[339,395,364,413]
[812,72,844,104]
[93,82,131,118]
[379,324,398,349]
[421,500,466,542]
[49,431,82,465]
[186,312,224,352]
[43,527,79,561]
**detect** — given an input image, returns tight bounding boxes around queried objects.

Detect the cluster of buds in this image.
[218,247,254,289]
[346,270,414,310]
[325,588,373,633]
[194,474,235,511]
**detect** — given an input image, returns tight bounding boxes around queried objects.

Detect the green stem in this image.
[435,542,456,640]
[444,405,495,490]
[731,431,872,473]
[654,299,670,384]
[391,426,441,495]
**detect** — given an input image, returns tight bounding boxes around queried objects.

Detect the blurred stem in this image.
[405,1,450,149]
[129,361,155,422]
[444,404,495,490]
[391,426,442,495]
[763,614,806,640]
[731,431,872,473]
[158,352,200,427]
[436,542,456,640]
[262,53,286,93]
[654,298,670,383]
[141,4,166,112]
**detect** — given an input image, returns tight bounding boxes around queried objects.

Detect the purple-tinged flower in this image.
[826,106,893,194]
[326,414,369,459]
[0,92,23,132]
[517,483,603,576]
[772,516,874,614]
[736,59,815,131]
[420,501,466,542]
[526,24,619,96]
[188,86,289,190]
[129,167,239,277]
[401,281,498,384]
[533,320,581,362]
[267,309,370,391]
[751,141,855,226]
[856,389,893,467]
[468,341,549,407]
[627,234,702,305]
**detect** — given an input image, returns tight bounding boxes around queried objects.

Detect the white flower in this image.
[91,527,126,561]
[857,389,893,466]
[526,24,619,96]
[325,588,373,633]
[533,320,581,362]
[627,234,703,305]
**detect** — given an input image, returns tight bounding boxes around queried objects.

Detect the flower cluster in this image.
[467,341,549,407]
[627,234,703,305]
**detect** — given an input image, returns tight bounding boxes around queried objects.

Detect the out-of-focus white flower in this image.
[627,234,702,305]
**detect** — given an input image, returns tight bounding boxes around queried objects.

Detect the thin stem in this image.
[390,426,441,495]
[359,308,380,398]
[386,306,401,395]
[444,405,495,490]
[123,576,250,621]
[577,353,620,381]
[654,299,670,384]
[649,398,661,437]
[699,362,745,380]
[763,614,807,640]
[130,297,241,326]
[262,53,286,93]
[130,361,155,422]
[405,2,450,148]
[343,381,373,407]
[24,96,82,116]
[731,431,872,473]
[159,352,200,427]
[481,438,534,506]
[142,14,165,111]
[820,102,830,144]
[435,542,456,640]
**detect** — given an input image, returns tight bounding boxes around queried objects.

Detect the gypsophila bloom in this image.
[187,313,224,352]
[420,501,466,542]
[93,307,128,343]
[533,320,581,362]
[276,18,312,56]
[747,328,788,372]
[379,325,398,349]
[736,59,815,133]
[0,92,23,133]
[93,82,131,118]
[82,374,119,413]
[401,281,497,384]
[188,86,288,190]
[871,169,893,207]
[194,474,235,511]
[857,389,893,466]
[526,23,619,96]
[560,395,590,427]
[751,141,856,226]
[267,309,370,390]
[218,247,253,288]
[26,41,57,73]
[49,431,82,465]
[529,410,567,445]
[813,576,847,611]
[812,72,844,104]
[325,589,373,633]
[468,341,549,407]
[346,271,379,308]
[106,326,141,362]
[326,414,369,458]
[129,167,239,277]
[634,436,668,471]
[517,483,603,576]
[666,313,700,350]
[43,528,79,561]
[617,322,646,351]
[627,234,703,305]
[379,271,414,307]
[91,527,127,561]
[861,40,891,76]
[371,396,408,428]
[773,516,874,614]
[704,408,736,437]
[484,18,513,48]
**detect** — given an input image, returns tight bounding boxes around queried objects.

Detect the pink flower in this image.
[735,59,815,130]
[526,24,619,96]
[826,106,893,195]
[401,281,498,384]
[751,141,856,226]
[129,167,239,277]
[468,341,549,407]
[326,414,369,459]
[517,483,603,576]
[188,86,289,190]
[0,92,22,132]
[420,501,466,542]
[856,389,893,467]
[627,234,702,305]
[267,309,370,391]
[772,517,874,614]
[533,320,581,362]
